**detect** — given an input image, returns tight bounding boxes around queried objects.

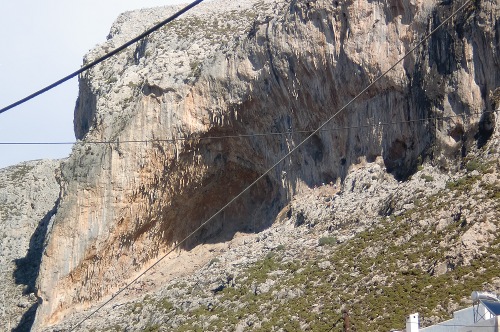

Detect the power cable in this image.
[67,0,474,330]
[0,0,205,116]
[0,110,495,146]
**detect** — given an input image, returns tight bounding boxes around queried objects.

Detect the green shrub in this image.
[446,175,480,191]
[143,324,160,332]
[421,174,434,182]
[318,236,337,246]
[466,160,481,172]
[466,160,494,173]
[265,252,276,259]
[158,298,173,311]
[209,257,220,266]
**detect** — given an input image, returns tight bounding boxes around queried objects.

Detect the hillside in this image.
[0,0,498,331]
[36,149,500,331]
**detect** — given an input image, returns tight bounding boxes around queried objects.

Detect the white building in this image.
[400,292,500,332]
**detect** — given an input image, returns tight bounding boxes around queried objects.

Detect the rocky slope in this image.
[1,0,496,330]
[37,147,500,331]
[0,160,60,331]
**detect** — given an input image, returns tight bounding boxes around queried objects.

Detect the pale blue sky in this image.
[0,0,197,169]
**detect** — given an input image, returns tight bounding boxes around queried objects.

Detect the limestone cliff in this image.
[34,0,499,328]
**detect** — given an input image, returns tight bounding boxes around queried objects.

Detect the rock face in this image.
[35,151,500,331]
[34,0,499,328]
[0,160,60,331]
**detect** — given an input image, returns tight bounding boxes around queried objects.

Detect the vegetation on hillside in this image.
[91,154,500,332]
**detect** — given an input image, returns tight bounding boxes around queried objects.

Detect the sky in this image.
[0,0,198,169]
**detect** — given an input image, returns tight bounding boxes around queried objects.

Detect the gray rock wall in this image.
[0,160,60,331]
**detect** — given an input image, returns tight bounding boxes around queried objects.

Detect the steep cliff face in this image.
[35,0,499,327]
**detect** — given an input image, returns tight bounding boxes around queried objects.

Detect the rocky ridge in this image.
[0,160,60,331]
[0,0,497,330]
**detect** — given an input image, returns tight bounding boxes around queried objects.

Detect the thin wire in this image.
[0,0,205,115]
[68,0,473,330]
[1,110,494,146]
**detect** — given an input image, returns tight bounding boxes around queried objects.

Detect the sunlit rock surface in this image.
[33,0,498,328]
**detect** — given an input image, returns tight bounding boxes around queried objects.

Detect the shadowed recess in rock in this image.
[12,303,39,332]
[14,199,59,293]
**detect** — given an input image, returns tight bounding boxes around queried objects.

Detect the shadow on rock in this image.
[12,303,38,332]
[12,199,59,332]
[14,198,59,293]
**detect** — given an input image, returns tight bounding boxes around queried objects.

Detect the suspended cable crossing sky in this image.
[0,0,205,116]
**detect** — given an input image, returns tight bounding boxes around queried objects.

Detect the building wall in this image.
[458,316,498,332]
[420,307,474,332]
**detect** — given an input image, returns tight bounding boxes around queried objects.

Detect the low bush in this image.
[318,236,337,246]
